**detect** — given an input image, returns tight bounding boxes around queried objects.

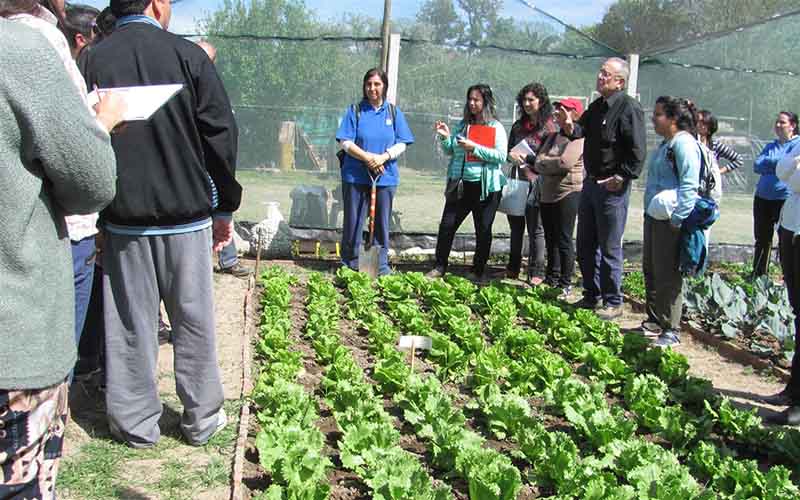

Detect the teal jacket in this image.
[441,120,508,200]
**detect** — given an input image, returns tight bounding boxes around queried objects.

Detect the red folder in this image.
[465,124,496,163]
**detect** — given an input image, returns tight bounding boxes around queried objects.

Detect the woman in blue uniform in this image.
[336,68,414,276]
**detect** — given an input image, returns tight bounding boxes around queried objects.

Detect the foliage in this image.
[684,272,795,360]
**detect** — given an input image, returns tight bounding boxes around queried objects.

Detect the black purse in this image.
[445,156,466,202]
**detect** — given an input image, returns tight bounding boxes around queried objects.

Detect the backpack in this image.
[336,102,397,168]
[666,137,720,229]
[667,139,720,201]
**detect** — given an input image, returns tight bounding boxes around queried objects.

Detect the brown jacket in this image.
[534,133,584,204]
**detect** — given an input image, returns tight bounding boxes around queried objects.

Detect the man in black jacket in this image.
[562,57,646,320]
[81,0,242,448]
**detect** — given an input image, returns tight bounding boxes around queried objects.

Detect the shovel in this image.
[358,174,381,279]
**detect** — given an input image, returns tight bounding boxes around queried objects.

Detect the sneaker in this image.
[596,305,623,321]
[217,262,252,279]
[766,406,800,426]
[557,286,573,301]
[526,275,545,286]
[573,297,599,310]
[108,420,156,449]
[184,409,228,446]
[466,271,488,284]
[425,267,445,279]
[652,330,680,348]
[640,320,662,336]
[158,320,172,345]
[761,388,792,406]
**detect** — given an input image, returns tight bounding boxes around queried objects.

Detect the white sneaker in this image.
[185,408,227,446]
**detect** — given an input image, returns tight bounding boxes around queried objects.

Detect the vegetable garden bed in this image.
[242,265,800,499]
[622,268,794,382]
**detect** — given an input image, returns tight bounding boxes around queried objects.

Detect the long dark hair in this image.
[361,67,388,101]
[516,82,552,130]
[697,109,718,142]
[463,84,496,124]
[655,96,698,136]
[0,0,38,17]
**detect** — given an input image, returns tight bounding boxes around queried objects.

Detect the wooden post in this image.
[380,0,392,71]
[626,53,640,100]
[386,33,401,105]
[409,336,416,371]
[254,234,264,281]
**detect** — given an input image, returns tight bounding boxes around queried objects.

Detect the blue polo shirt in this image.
[336,99,414,186]
[754,136,800,200]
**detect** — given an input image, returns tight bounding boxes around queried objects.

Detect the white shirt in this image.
[777,154,800,234]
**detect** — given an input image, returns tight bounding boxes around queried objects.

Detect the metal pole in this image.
[626,53,639,100]
[380,0,392,71]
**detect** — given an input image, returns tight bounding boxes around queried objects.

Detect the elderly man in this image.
[563,57,646,320]
[196,38,251,279]
[81,0,241,448]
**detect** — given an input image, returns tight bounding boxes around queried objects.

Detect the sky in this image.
[78,0,618,35]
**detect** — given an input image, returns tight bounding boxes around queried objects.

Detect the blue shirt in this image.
[754,136,800,200]
[644,131,700,227]
[335,100,414,187]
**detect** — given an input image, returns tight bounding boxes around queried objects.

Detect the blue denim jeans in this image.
[576,179,630,306]
[340,182,396,276]
[72,236,96,346]
[217,239,238,269]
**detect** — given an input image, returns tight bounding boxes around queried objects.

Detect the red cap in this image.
[554,98,584,116]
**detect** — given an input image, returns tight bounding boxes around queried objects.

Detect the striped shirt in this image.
[711,139,743,171]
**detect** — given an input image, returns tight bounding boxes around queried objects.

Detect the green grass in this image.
[57,398,243,499]
[237,168,760,245]
[57,440,138,500]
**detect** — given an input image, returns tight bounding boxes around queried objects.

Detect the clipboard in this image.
[465,124,496,162]
[510,139,534,159]
[87,84,184,121]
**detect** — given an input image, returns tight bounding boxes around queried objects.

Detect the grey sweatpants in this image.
[642,215,684,331]
[102,227,223,447]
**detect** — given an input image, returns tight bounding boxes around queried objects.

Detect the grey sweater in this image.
[0,20,117,389]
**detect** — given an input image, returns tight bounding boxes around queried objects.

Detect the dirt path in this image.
[58,270,251,500]
[611,298,788,420]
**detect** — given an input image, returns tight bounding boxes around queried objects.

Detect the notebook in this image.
[465,124,496,163]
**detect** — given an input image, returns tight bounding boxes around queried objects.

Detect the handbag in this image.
[497,166,530,216]
[445,156,466,202]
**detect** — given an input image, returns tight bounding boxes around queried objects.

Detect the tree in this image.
[457,0,502,44]
[416,0,463,43]
[589,0,693,53]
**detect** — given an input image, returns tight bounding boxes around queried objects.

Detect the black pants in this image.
[507,206,545,277]
[753,196,784,276]
[540,191,580,288]
[778,227,800,402]
[435,181,501,275]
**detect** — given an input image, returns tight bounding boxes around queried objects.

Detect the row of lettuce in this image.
[252,266,800,499]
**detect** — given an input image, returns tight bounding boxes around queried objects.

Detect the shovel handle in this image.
[369,175,378,242]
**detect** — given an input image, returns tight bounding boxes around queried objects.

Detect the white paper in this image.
[510,139,534,158]
[397,336,432,350]
[87,84,184,121]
